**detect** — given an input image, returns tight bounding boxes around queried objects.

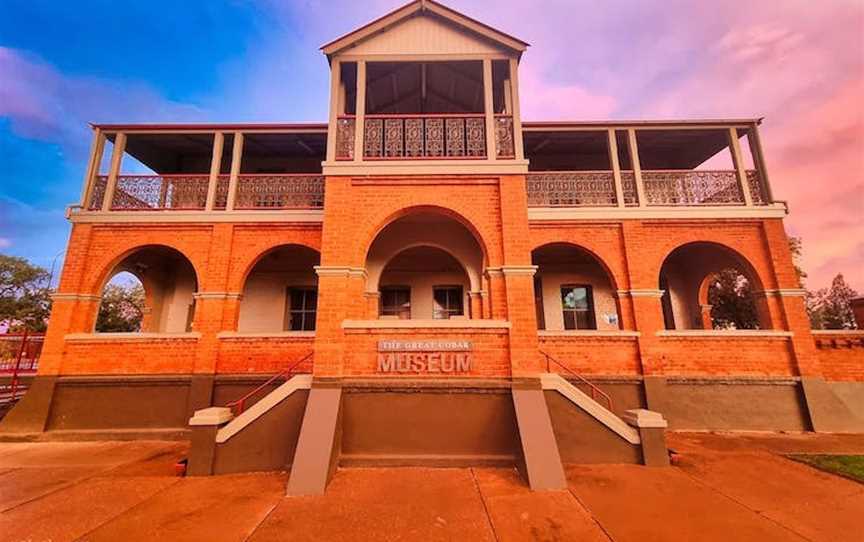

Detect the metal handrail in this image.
[224,352,313,415]
[540,350,614,411]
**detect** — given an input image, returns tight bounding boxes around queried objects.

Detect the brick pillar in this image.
[468,291,483,319]
[192,224,235,376]
[498,175,542,375]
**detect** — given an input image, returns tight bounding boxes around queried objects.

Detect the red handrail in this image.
[225,352,313,415]
[540,350,614,412]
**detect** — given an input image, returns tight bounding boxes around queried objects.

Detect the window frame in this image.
[560,284,596,330]
[379,286,412,319]
[284,287,318,331]
[432,285,465,320]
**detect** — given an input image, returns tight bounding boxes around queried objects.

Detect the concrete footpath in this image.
[0,432,862,541]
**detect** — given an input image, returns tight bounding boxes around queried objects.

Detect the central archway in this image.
[365,210,485,319]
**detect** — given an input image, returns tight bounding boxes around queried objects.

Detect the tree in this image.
[707,269,759,329]
[0,254,52,332]
[788,236,807,287]
[95,283,145,332]
[808,273,858,330]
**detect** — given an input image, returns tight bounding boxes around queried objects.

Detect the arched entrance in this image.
[96,246,198,333]
[531,243,621,331]
[365,210,486,319]
[659,242,769,330]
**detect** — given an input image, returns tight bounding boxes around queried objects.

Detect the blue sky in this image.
[1,0,862,290]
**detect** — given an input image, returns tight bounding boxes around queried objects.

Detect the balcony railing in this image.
[89,174,325,211]
[334,113,517,162]
[527,169,768,208]
[232,174,325,209]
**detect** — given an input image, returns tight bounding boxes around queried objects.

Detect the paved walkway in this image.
[0,432,862,541]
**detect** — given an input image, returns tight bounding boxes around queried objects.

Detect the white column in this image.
[728,127,753,206]
[748,123,774,203]
[325,60,342,162]
[225,132,244,211]
[627,129,647,207]
[508,58,525,161]
[482,58,496,161]
[353,60,366,164]
[205,131,224,211]
[80,128,105,208]
[101,132,126,212]
[607,129,625,208]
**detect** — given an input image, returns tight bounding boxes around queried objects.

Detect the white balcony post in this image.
[627,129,647,207]
[748,123,774,203]
[225,132,244,211]
[607,129,625,208]
[728,127,753,206]
[101,132,126,212]
[205,131,225,211]
[508,58,525,161]
[79,128,105,209]
[326,59,341,163]
[482,58,496,161]
[353,60,366,164]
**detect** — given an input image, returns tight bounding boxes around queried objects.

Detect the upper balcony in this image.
[522,119,783,218]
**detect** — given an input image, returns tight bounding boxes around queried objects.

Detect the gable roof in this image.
[321,0,529,58]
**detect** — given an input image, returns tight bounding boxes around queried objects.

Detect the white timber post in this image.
[748,123,774,203]
[80,127,105,209]
[482,58,496,160]
[508,58,525,161]
[225,132,244,211]
[325,59,341,162]
[101,132,126,212]
[353,60,366,164]
[728,127,754,206]
[627,129,647,207]
[608,129,625,208]
[205,131,225,211]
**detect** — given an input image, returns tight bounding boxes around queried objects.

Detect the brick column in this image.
[192,224,235,376]
[498,175,542,375]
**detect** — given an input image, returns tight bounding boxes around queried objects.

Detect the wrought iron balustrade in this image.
[363,114,487,159]
[494,115,515,158]
[233,174,325,209]
[527,171,620,207]
[335,116,356,160]
[527,169,768,208]
[642,170,765,206]
[109,175,211,210]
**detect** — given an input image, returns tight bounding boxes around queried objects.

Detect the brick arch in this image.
[88,242,203,295]
[358,204,493,269]
[370,242,479,293]
[231,242,322,294]
[657,240,767,293]
[530,241,622,292]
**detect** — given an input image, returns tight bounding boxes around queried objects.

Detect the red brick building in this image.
[3,0,862,493]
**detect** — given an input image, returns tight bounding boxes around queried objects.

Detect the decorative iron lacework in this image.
[363,115,486,159]
[213,176,230,210]
[335,117,356,160]
[234,175,324,209]
[642,170,745,206]
[111,175,209,210]
[88,176,108,210]
[746,170,767,204]
[494,116,515,158]
[620,171,639,206]
[526,172,618,207]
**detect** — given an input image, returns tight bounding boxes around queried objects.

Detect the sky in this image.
[1,0,862,291]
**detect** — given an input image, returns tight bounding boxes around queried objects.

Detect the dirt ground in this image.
[1,432,863,542]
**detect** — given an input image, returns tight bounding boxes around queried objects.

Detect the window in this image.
[433,286,464,319]
[561,285,596,330]
[380,287,411,319]
[286,288,317,331]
